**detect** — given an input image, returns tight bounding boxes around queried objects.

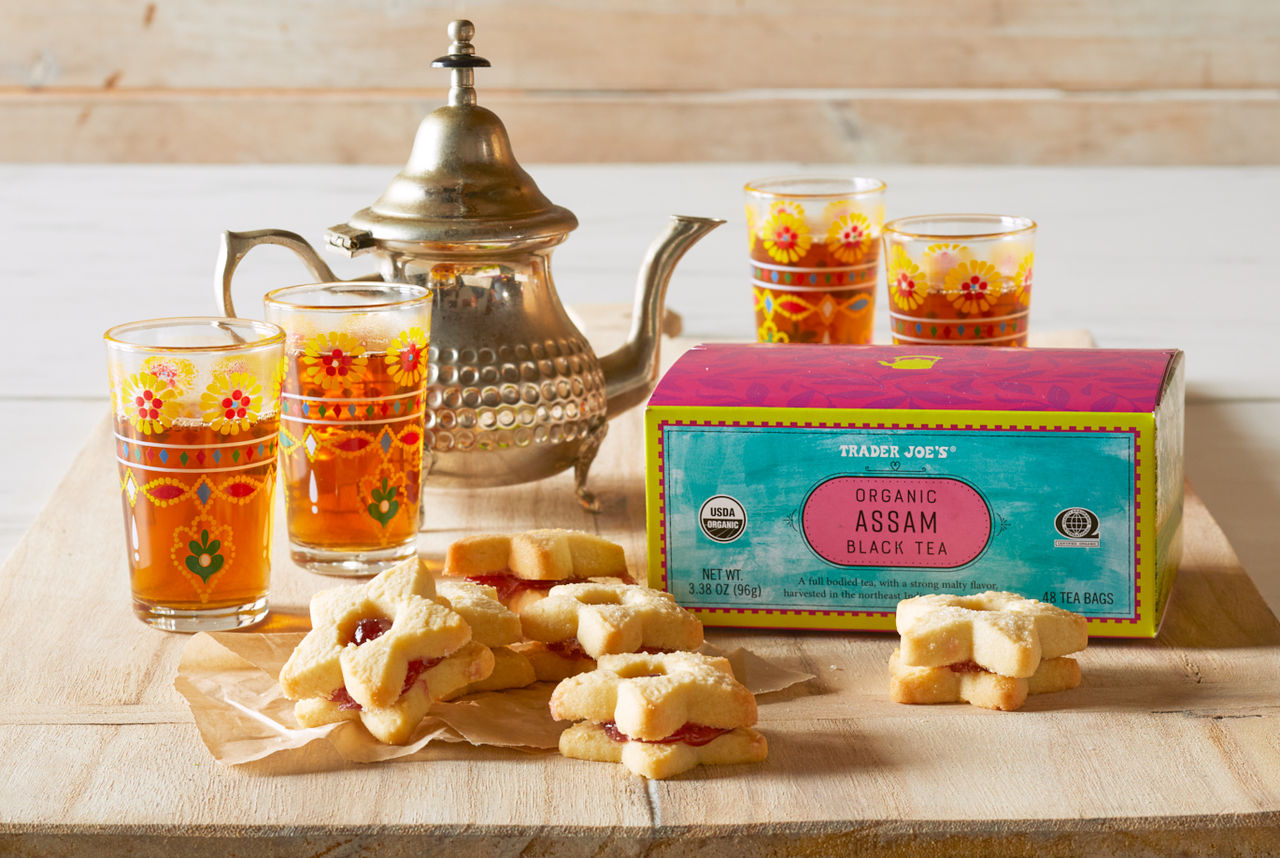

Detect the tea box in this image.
[644,344,1184,637]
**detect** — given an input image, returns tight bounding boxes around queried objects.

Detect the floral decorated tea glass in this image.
[104,317,285,631]
[264,283,432,576]
[744,176,886,344]
[883,214,1036,346]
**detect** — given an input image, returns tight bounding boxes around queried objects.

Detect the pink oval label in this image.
[801,476,990,568]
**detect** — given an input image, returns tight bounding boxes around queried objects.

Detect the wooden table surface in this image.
[2,164,1279,854]
[3,327,1280,855]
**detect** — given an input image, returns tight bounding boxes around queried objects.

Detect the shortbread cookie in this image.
[510,639,598,682]
[443,529,632,613]
[558,721,768,780]
[295,642,494,742]
[278,558,493,744]
[551,652,757,741]
[433,579,522,647]
[889,648,1082,711]
[521,581,704,658]
[551,652,765,779]
[896,591,1088,678]
[445,645,538,698]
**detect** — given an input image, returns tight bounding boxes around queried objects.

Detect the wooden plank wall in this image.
[2,0,1278,164]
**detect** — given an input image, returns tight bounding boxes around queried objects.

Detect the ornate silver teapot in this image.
[215,20,721,509]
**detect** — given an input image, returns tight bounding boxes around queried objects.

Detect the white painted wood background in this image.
[1,163,1277,621]
[2,1,1278,164]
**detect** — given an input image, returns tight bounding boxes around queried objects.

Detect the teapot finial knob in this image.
[432,19,491,107]
[448,20,475,52]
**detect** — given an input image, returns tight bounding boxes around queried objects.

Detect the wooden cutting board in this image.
[3,322,1279,856]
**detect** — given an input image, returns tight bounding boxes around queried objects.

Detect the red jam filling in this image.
[465,569,635,602]
[324,656,445,711]
[348,617,393,646]
[947,661,987,674]
[601,721,731,747]
[546,639,591,660]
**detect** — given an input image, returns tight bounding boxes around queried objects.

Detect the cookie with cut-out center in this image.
[550,652,765,779]
[442,529,632,614]
[896,591,1087,678]
[521,581,703,659]
[278,557,491,743]
[889,648,1082,711]
[295,642,494,743]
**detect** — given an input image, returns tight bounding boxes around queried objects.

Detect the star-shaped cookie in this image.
[550,652,767,778]
[278,557,493,743]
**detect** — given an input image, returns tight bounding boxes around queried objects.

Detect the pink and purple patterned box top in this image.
[650,344,1180,413]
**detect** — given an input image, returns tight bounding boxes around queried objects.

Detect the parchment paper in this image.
[175,632,814,765]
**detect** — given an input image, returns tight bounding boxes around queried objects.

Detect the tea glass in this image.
[104,317,285,631]
[882,214,1036,346]
[264,283,432,576]
[744,176,886,344]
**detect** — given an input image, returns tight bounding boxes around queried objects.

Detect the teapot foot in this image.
[573,418,609,514]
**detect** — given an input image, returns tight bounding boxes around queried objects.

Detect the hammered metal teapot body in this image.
[215,21,721,508]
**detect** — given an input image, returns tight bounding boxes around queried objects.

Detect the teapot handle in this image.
[215,228,346,318]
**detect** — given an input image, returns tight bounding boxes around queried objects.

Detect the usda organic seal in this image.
[699,495,746,543]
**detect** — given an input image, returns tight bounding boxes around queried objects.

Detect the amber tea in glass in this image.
[883,214,1036,346]
[265,283,432,576]
[744,177,886,344]
[105,317,285,631]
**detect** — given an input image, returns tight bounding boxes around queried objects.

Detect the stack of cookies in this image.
[550,651,768,779]
[277,558,495,744]
[277,528,769,777]
[443,529,703,681]
[889,591,1089,711]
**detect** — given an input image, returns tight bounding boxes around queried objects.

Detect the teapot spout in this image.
[600,215,724,418]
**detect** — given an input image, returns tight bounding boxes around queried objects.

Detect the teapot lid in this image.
[333,20,578,250]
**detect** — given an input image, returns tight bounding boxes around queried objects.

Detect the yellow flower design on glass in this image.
[301,332,368,391]
[826,212,874,264]
[200,372,264,436]
[887,247,928,312]
[1014,253,1034,307]
[269,355,286,402]
[822,198,855,223]
[385,326,430,387]
[140,356,196,395]
[944,260,1004,314]
[121,372,181,435]
[922,243,972,283]
[762,212,812,264]
[768,199,806,221]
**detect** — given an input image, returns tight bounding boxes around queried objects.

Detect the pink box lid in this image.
[650,344,1181,413]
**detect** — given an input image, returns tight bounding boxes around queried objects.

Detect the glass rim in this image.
[263,281,432,312]
[883,213,1037,240]
[743,175,886,199]
[103,316,285,354]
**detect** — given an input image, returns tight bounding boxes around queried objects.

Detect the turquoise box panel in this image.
[660,422,1138,619]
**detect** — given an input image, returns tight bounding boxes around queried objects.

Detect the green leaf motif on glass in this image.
[367,478,400,527]
[185,528,225,582]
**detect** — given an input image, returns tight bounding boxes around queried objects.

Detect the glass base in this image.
[289,541,418,577]
[134,596,268,633]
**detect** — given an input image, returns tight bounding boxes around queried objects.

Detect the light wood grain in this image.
[2,320,1279,854]
[3,0,1278,164]
[6,1,1278,90]
[6,91,1278,165]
